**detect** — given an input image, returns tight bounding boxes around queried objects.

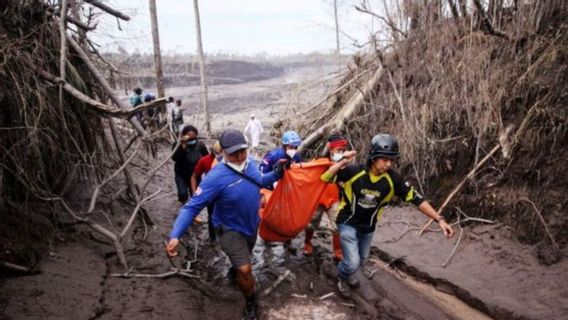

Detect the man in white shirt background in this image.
[244,113,263,156]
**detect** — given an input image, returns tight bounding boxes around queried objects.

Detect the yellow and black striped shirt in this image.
[322,164,423,233]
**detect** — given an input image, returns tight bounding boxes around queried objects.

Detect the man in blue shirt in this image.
[129,87,144,125]
[259,130,302,174]
[166,129,284,320]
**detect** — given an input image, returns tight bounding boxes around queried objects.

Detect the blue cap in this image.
[220,129,248,154]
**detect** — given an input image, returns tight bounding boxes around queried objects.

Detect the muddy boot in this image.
[346,275,360,289]
[303,230,314,256]
[242,295,258,320]
[332,232,343,262]
[336,277,352,299]
[284,240,297,254]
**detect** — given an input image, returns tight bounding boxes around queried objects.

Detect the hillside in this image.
[292,0,567,259]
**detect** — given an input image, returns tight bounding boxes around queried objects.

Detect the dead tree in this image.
[149,0,165,99]
[333,0,341,68]
[193,0,211,136]
[301,65,384,149]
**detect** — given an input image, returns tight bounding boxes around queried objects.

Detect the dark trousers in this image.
[175,173,192,204]
[207,203,216,241]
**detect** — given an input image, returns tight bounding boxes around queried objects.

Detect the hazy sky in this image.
[90,0,378,55]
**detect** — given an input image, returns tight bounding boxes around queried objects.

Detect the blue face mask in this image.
[187,139,197,145]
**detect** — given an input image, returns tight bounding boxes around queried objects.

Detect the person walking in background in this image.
[143,93,158,129]
[166,129,286,320]
[167,99,185,136]
[190,141,223,242]
[129,87,144,124]
[172,125,209,223]
[321,133,454,298]
[244,114,263,156]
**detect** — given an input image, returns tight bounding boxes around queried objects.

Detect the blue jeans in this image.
[337,223,374,279]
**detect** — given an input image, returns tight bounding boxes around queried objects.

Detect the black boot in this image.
[242,295,258,320]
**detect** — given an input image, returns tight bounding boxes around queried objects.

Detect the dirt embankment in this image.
[374,207,568,320]
[293,1,568,256]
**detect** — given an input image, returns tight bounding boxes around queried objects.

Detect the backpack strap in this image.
[222,163,264,189]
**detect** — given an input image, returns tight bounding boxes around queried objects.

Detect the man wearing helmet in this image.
[258,130,303,252]
[259,130,302,174]
[321,133,454,298]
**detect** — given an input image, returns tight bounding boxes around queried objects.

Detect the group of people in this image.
[129,87,185,133]
[164,121,455,320]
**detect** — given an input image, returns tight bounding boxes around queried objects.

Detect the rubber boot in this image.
[303,230,314,256]
[332,232,343,262]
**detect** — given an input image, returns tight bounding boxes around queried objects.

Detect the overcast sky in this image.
[90,0,379,55]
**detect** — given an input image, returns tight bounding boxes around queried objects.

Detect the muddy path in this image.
[1,66,498,320]
[0,144,494,320]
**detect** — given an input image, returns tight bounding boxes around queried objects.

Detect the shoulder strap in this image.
[223,163,264,188]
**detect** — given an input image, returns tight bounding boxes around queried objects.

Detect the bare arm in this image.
[417,201,454,238]
[190,173,199,194]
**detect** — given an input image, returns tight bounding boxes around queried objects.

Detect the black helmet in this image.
[368,134,400,160]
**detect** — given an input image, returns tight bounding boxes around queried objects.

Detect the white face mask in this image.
[331,152,344,162]
[286,149,297,158]
[225,158,248,172]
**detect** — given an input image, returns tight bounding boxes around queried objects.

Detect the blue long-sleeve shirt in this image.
[170,157,279,239]
[259,147,302,174]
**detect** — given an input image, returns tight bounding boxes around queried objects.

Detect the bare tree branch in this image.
[518,197,560,252]
[88,144,140,213]
[354,5,407,38]
[67,35,146,135]
[84,0,130,21]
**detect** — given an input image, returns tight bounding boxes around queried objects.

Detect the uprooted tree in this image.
[0,0,176,272]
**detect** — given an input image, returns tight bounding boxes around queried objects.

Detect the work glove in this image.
[273,159,289,179]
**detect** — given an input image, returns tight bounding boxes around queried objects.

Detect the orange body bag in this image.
[259,159,339,241]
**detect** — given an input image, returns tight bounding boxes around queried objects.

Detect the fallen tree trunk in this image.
[302,62,379,115]
[31,66,169,118]
[301,65,384,150]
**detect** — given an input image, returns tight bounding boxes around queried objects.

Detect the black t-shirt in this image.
[172,141,209,178]
[335,164,424,233]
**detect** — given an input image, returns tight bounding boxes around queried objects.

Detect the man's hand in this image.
[273,159,289,178]
[337,155,355,169]
[343,150,357,159]
[438,220,454,238]
[166,238,180,257]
